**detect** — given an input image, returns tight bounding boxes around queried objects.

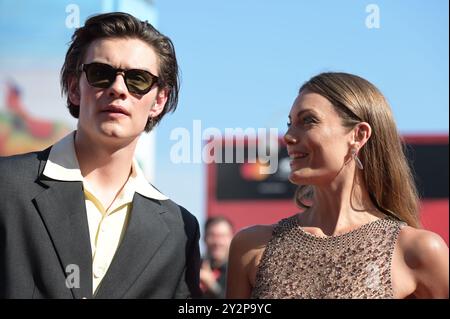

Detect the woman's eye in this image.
[303,116,317,124]
[287,121,292,128]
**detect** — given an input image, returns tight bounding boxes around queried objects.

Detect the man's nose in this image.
[108,72,128,98]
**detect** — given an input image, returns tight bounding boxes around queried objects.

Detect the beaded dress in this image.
[251,215,405,299]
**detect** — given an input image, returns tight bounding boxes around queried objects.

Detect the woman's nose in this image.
[284,132,298,145]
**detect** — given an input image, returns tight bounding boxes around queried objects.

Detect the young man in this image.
[0,12,201,299]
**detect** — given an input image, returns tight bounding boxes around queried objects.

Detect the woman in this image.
[226,72,449,299]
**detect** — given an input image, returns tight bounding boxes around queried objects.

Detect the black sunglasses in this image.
[81,62,159,95]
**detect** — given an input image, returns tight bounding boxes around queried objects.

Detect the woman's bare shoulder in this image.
[397,225,449,298]
[397,226,448,261]
[231,224,275,253]
[228,223,276,292]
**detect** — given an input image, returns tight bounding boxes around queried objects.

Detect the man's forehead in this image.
[83,37,158,71]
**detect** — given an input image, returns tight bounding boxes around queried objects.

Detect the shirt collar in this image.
[43,131,169,201]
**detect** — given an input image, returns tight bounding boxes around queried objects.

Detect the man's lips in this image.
[101,105,130,116]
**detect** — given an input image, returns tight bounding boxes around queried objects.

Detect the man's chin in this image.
[98,124,132,138]
[96,127,141,144]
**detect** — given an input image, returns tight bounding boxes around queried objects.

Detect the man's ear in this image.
[68,76,80,106]
[149,88,168,118]
[351,122,372,149]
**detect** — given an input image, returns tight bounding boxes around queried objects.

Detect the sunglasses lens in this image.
[125,69,155,95]
[83,63,158,95]
[84,63,115,88]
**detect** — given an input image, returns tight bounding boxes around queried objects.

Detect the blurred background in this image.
[0,0,448,251]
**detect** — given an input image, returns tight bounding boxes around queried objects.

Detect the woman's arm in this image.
[226,225,273,299]
[402,227,449,298]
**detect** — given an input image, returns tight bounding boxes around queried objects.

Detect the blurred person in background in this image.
[200,216,234,298]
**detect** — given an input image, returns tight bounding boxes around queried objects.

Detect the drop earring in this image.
[351,148,364,170]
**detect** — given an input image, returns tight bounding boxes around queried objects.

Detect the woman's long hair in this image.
[295,72,420,228]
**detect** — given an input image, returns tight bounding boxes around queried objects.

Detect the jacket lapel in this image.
[94,194,170,299]
[33,179,93,299]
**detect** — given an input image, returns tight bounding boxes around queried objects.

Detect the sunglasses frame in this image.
[81,62,160,95]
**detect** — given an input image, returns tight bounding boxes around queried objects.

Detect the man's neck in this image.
[74,130,139,202]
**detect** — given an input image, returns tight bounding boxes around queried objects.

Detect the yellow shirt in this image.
[42,131,168,294]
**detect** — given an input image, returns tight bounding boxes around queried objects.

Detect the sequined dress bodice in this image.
[251,215,405,299]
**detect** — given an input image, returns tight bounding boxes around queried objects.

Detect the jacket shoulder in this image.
[0,148,50,180]
[160,199,200,233]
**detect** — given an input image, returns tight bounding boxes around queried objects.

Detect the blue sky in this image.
[0,0,448,231]
[154,0,449,228]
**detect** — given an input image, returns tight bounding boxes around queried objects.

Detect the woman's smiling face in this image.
[284,90,354,186]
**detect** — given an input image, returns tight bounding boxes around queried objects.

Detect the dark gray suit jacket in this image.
[0,148,201,299]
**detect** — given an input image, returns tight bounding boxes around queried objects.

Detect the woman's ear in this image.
[352,122,372,149]
[149,88,168,118]
[68,76,80,106]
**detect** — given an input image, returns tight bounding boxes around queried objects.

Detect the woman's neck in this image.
[302,173,384,236]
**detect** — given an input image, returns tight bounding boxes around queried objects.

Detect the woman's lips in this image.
[289,152,308,159]
[289,152,308,167]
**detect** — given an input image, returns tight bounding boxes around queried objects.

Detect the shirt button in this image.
[93,266,106,278]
